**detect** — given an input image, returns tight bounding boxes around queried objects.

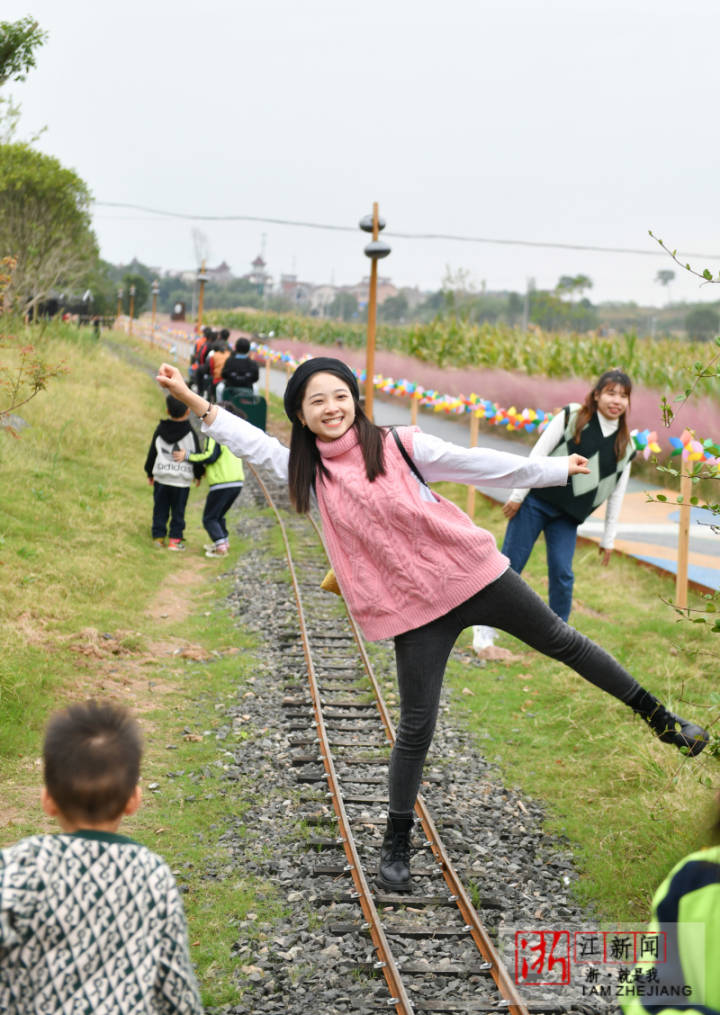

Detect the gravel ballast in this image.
[200,475,619,1015]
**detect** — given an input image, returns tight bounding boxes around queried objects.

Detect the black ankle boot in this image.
[376,813,414,893]
[630,690,709,757]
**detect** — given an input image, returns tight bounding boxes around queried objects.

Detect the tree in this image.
[655,268,675,306]
[685,305,720,342]
[121,273,149,318]
[0,17,47,143]
[529,288,598,332]
[0,143,98,316]
[646,231,720,649]
[506,291,524,326]
[0,16,46,85]
[0,257,66,433]
[327,291,358,321]
[555,274,593,302]
[379,293,408,323]
[441,266,477,318]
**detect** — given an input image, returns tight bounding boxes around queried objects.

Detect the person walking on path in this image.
[172,401,246,558]
[144,393,204,550]
[156,358,709,895]
[501,368,636,622]
[207,332,232,403]
[217,336,260,403]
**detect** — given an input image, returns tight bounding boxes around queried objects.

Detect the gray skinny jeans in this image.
[388,566,641,814]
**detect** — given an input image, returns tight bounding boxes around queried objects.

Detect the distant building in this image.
[400,286,426,311]
[346,276,398,307]
[279,273,312,307]
[246,254,272,293]
[309,285,338,316]
[177,261,234,285]
[207,260,233,284]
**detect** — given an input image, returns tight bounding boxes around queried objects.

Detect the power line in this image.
[92,201,720,261]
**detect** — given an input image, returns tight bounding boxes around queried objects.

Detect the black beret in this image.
[283,357,359,422]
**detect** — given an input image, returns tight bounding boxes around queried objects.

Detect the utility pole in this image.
[359,203,391,421]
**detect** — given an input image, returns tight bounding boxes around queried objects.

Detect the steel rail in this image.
[247,464,416,1015]
[305,516,530,1015]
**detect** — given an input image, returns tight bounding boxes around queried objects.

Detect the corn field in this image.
[209,308,719,400]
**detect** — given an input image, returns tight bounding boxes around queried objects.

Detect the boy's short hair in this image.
[234,337,250,354]
[166,394,188,419]
[43,700,143,823]
[219,400,248,420]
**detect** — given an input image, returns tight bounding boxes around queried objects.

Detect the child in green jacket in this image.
[173,402,245,557]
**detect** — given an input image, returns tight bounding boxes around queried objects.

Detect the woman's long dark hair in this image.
[573,368,632,460]
[287,381,386,514]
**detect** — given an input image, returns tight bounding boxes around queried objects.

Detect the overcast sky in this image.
[5,0,720,308]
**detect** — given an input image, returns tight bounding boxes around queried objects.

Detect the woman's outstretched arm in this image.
[156,363,219,425]
[156,364,290,480]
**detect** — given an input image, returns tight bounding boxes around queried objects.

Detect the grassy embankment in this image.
[0,321,718,1005]
[0,321,290,1008]
[442,479,718,918]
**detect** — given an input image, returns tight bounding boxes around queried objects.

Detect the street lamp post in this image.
[196,261,209,331]
[151,279,160,344]
[128,285,136,336]
[116,288,123,320]
[359,203,390,422]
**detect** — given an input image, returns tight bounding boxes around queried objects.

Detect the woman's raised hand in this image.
[156,363,190,400]
[567,453,590,475]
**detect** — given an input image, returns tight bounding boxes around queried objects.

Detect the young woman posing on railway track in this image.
[501,368,635,622]
[156,358,709,894]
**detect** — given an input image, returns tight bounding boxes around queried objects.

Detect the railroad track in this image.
[241,461,584,1015]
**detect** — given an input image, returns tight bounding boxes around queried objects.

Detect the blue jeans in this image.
[501,492,578,622]
[202,486,242,542]
[152,482,189,541]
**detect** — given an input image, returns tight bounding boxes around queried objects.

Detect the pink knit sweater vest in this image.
[315,426,508,641]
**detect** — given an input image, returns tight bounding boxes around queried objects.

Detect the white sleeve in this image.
[409,429,569,490]
[203,406,290,481]
[600,460,632,549]
[507,410,568,503]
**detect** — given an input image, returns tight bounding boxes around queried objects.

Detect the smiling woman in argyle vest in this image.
[534,402,636,522]
[501,369,635,622]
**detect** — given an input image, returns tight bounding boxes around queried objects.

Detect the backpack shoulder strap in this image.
[390,426,428,486]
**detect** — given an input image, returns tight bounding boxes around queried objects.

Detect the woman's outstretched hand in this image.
[157,364,191,401]
[567,454,590,475]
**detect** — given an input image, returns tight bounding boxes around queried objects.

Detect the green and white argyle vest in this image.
[534,405,635,523]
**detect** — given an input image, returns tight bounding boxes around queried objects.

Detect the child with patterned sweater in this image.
[0,700,203,1015]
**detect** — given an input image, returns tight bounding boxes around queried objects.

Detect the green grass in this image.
[0,321,293,1008]
[124,593,290,1008]
[2,319,719,989]
[438,480,719,920]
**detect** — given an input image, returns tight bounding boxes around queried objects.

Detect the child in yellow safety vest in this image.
[172,401,246,557]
